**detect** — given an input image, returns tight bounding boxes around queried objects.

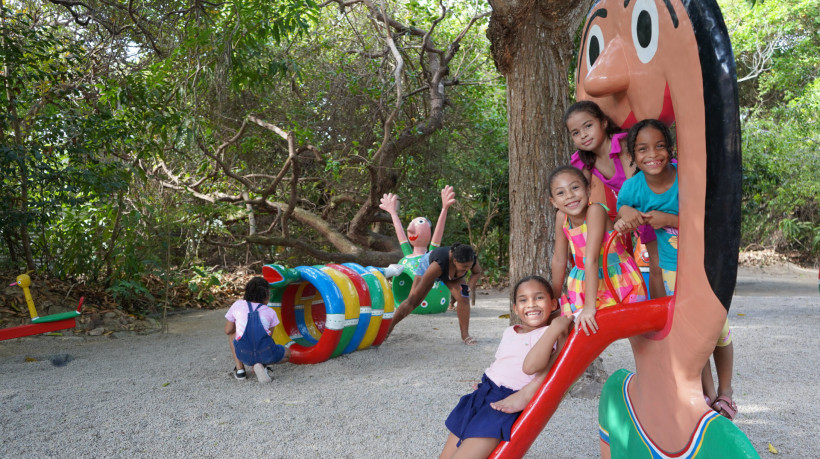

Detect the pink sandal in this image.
[711,395,738,421]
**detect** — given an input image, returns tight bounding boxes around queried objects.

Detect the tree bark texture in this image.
[487,0,593,311]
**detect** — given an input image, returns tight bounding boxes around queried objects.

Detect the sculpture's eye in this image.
[586,24,605,71]
[631,0,659,64]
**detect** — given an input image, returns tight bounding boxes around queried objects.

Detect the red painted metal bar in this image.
[0,318,77,341]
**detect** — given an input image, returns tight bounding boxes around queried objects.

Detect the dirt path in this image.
[736,263,817,297]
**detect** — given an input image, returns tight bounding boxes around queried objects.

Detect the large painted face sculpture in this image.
[577,0,678,128]
[576,0,741,312]
[489,1,747,457]
[577,0,743,451]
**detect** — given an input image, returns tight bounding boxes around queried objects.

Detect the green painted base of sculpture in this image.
[392,270,450,315]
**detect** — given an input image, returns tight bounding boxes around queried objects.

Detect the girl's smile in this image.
[514,280,555,332]
[549,172,590,221]
[634,127,672,176]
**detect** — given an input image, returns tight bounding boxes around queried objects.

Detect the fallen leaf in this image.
[498,313,510,319]
[737,313,745,316]
[25,357,37,362]
[46,332,63,336]
[768,443,778,454]
[162,382,170,387]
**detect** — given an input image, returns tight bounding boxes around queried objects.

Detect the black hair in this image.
[450,243,476,263]
[243,276,271,304]
[564,100,623,170]
[626,119,676,163]
[547,165,589,197]
[512,275,553,300]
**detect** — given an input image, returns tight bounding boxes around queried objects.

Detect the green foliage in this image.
[721,0,820,259]
[0,8,133,269]
[0,0,325,311]
[13,0,818,311]
[106,279,156,310]
[778,218,820,254]
[188,266,224,306]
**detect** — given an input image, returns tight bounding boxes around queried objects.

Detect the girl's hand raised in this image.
[576,307,599,336]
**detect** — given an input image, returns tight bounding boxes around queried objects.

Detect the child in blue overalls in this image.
[225,277,290,382]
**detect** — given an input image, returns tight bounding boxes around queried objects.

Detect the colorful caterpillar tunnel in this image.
[262,263,396,364]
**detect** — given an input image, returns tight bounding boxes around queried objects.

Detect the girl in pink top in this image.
[440,276,573,459]
[225,277,291,383]
[565,101,664,298]
[566,101,633,197]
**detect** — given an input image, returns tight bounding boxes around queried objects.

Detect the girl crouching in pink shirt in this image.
[440,276,573,459]
[225,277,291,383]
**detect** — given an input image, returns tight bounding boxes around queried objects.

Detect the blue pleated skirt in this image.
[445,374,521,445]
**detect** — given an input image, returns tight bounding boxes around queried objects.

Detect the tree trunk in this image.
[487,0,593,318]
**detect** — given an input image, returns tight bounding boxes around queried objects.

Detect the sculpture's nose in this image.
[584,35,630,97]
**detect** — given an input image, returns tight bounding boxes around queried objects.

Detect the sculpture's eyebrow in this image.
[578,7,608,76]
[623,0,679,28]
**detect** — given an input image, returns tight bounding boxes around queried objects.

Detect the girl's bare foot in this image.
[490,391,528,413]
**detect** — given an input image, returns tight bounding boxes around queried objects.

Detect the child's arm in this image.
[467,259,483,294]
[614,205,644,234]
[523,315,573,375]
[490,317,572,414]
[430,185,456,248]
[550,211,569,300]
[576,204,607,336]
[379,193,409,245]
[640,210,678,230]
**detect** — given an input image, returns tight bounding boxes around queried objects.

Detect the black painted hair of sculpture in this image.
[243,276,271,304]
[548,165,589,197]
[512,275,553,300]
[626,119,676,163]
[564,100,623,170]
[450,243,476,263]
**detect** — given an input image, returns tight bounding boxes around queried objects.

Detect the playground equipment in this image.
[1,273,84,341]
[262,262,399,364]
[391,256,450,314]
[490,1,756,456]
[380,186,455,314]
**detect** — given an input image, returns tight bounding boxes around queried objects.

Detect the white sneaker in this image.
[253,363,271,383]
[383,263,404,278]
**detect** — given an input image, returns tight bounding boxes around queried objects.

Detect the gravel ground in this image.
[0,264,817,458]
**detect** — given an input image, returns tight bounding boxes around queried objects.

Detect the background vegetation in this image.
[0,0,816,315]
